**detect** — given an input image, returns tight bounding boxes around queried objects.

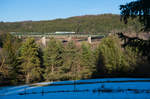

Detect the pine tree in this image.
[61,41,80,80]
[0,51,8,81]
[122,46,140,72]
[95,35,139,74]
[96,35,125,74]
[19,38,42,83]
[80,42,95,79]
[0,34,20,84]
[43,38,64,81]
[120,0,150,30]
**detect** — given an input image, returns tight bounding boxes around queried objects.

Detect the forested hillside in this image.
[0,14,143,34]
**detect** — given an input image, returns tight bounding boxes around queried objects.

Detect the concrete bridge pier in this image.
[68,36,72,41]
[41,37,46,46]
[88,36,91,43]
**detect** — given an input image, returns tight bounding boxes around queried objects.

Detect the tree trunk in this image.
[51,65,54,74]
[26,73,30,84]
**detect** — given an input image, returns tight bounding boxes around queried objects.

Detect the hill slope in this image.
[0,14,142,34]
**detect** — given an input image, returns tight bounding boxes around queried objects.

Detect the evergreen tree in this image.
[61,41,80,80]
[80,42,95,79]
[19,38,42,83]
[95,35,140,74]
[96,35,127,74]
[43,38,64,81]
[0,34,20,84]
[123,46,140,72]
[0,50,8,81]
[120,0,150,30]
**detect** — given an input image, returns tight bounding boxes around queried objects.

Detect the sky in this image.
[0,0,135,22]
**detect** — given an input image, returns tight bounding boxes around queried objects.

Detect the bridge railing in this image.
[10,32,108,37]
